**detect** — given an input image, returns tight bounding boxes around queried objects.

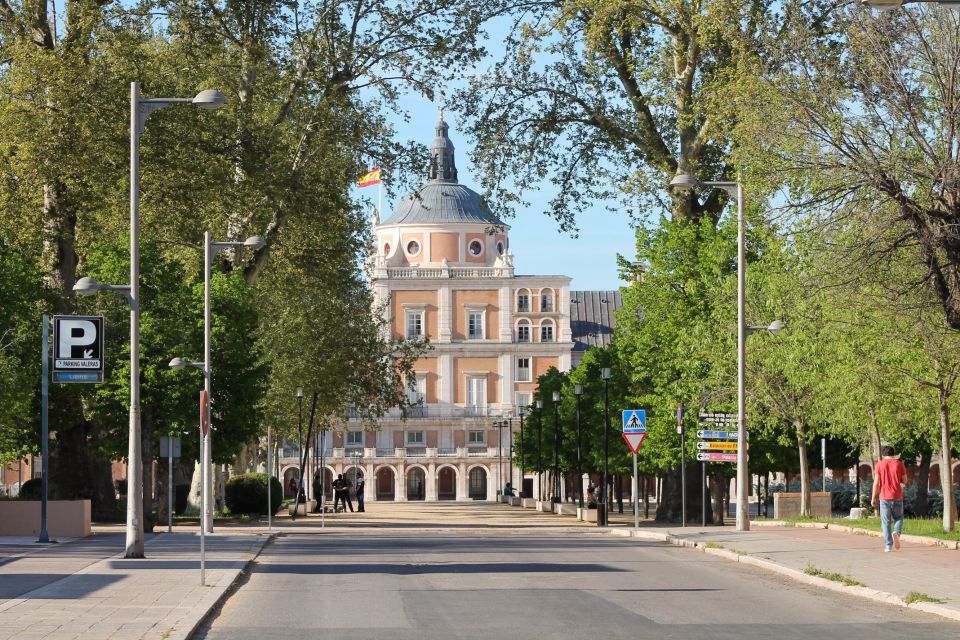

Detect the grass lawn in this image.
[784,516,960,542]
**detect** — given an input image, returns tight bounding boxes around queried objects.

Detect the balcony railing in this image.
[437,448,457,457]
[467,447,488,457]
[406,447,427,457]
[384,266,513,279]
[345,404,493,420]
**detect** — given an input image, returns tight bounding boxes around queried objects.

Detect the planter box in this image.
[521,498,538,509]
[555,504,577,516]
[773,492,831,519]
[578,507,598,522]
[509,497,522,506]
[287,500,316,516]
[536,501,554,512]
[0,500,91,537]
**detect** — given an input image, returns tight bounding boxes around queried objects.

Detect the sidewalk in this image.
[0,532,270,640]
[607,522,960,621]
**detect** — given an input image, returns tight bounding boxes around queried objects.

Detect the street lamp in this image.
[293,387,304,520]
[199,233,265,534]
[600,367,611,527]
[574,384,584,509]
[168,357,208,584]
[75,83,226,559]
[670,173,785,532]
[535,399,543,500]
[860,0,960,7]
[552,390,561,503]
[518,407,525,497]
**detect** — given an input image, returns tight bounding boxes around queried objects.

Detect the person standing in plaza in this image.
[871,445,909,552]
[355,472,365,512]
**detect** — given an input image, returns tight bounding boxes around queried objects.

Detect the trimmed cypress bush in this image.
[18,478,42,500]
[224,473,283,516]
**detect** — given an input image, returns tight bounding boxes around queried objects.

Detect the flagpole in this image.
[378,180,382,221]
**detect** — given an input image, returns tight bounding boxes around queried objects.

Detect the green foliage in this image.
[224,473,282,516]
[18,478,44,501]
[0,242,49,462]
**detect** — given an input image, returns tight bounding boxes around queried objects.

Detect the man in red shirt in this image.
[871,445,909,552]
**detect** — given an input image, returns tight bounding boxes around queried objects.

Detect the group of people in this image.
[286,471,366,513]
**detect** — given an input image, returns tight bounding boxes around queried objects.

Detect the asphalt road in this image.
[196,529,960,640]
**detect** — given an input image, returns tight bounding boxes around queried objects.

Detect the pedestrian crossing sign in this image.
[622,410,646,432]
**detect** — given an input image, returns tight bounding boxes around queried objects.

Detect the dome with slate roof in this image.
[375,113,511,268]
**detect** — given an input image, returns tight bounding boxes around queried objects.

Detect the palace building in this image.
[278,113,580,503]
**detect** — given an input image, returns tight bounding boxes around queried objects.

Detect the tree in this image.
[752,5,960,331]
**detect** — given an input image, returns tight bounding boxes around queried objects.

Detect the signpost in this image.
[621,410,647,529]
[42,316,105,543]
[198,390,209,586]
[697,412,740,525]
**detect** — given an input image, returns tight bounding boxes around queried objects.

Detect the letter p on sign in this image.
[58,319,97,359]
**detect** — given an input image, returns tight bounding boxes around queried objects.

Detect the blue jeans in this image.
[880,499,903,549]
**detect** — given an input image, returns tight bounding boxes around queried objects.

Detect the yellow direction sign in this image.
[696,441,738,451]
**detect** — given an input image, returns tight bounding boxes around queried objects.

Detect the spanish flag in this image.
[358,167,382,188]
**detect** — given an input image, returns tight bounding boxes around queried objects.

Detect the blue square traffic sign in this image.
[622,410,646,432]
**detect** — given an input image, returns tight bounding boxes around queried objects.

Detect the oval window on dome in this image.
[469,240,483,256]
[383,242,391,255]
[497,241,505,255]
[406,240,421,257]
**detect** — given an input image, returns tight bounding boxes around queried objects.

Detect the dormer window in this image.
[497,241,505,255]
[406,240,421,257]
[469,240,483,256]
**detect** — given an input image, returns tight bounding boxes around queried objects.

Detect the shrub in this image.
[18,478,42,500]
[224,473,283,516]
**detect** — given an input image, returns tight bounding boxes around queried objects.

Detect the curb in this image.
[607,527,960,623]
[176,532,277,640]
[751,519,960,550]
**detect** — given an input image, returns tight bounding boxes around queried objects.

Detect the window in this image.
[406,239,421,256]
[406,374,426,404]
[383,242,391,255]
[516,393,532,410]
[468,311,484,340]
[468,239,483,256]
[540,323,554,342]
[466,376,486,414]
[407,431,425,445]
[468,430,485,444]
[517,293,530,312]
[346,431,363,447]
[540,291,554,312]
[497,241,505,255]
[517,323,530,343]
[406,310,423,338]
[516,357,531,382]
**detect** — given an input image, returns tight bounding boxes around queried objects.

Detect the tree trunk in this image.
[939,394,957,532]
[915,448,932,518]
[141,406,155,532]
[615,474,623,513]
[185,461,202,516]
[656,466,712,523]
[796,420,811,517]
[710,468,725,526]
[643,476,649,519]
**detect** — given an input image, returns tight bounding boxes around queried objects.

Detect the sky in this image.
[355,95,639,292]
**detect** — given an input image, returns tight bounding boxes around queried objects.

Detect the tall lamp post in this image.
[75,83,226,558]
[200,234,264,533]
[535,399,543,500]
[599,367,611,526]
[518,407,525,497]
[552,391,561,503]
[167,357,207,584]
[670,173,784,532]
[292,387,304,521]
[574,384,584,508]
